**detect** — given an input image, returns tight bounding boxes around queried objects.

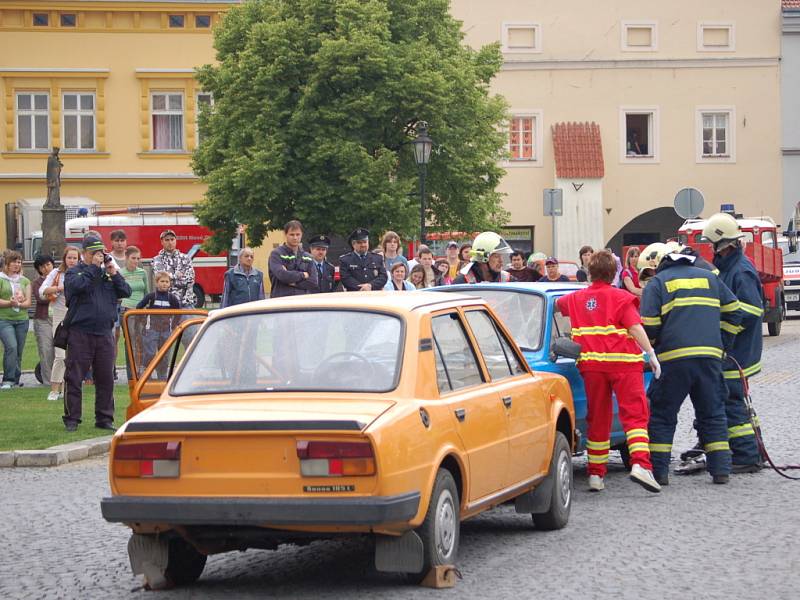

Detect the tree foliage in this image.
[193,0,509,251]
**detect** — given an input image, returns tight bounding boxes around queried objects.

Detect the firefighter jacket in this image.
[641,254,742,363]
[556,281,644,373]
[713,247,764,380]
[268,244,319,298]
[452,262,512,284]
[680,247,719,275]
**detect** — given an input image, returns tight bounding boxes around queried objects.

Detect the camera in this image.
[103,253,113,264]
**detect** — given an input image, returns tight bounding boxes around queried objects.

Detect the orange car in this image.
[102,293,576,587]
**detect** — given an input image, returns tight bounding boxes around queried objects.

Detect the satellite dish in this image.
[674,187,705,219]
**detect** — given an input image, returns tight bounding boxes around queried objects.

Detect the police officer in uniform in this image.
[309,235,337,293]
[339,228,387,291]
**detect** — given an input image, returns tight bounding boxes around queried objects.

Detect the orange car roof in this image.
[209,291,484,320]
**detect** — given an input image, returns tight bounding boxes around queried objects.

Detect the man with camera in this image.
[62,236,131,432]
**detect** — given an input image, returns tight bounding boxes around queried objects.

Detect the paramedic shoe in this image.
[712,474,730,484]
[46,391,60,401]
[630,464,662,493]
[731,463,762,474]
[588,475,604,492]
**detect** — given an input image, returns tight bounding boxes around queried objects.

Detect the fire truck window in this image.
[761,231,775,248]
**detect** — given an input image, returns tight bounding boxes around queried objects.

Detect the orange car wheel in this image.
[164,537,207,587]
[407,469,460,584]
[531,432,573,531]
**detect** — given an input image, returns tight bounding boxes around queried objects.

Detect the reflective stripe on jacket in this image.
[641,254,742,363]
[714,247,763,379]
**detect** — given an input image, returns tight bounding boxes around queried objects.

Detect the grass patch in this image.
[20,330,126,373]
[0,384,130,451]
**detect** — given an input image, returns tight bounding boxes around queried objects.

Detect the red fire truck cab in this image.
[63,208,235,308]
[678,215,785,336]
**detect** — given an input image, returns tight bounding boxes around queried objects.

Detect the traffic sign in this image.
[544,188,563,217]
[674,187,704,219]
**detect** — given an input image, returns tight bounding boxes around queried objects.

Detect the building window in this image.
[195,14,211,28]
[501,23,541,53]
[168,14,185,28]
[16,93,50,150]
[698,23,734,52]
[195,92,214,146]
[33,13,49,27]
[620,107,659,163]
[151,92,184,150]
[696,107,735,163]
[509,116,536,161]
[621,21,658,51]
[60,13,77,27]
[63,93,95,151]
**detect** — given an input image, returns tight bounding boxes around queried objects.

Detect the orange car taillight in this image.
[113,441,181,478]
[296,440,375,477]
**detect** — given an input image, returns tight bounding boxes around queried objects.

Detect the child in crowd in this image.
[136,271,181,379]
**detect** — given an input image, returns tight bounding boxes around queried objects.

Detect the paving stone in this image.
[0,452,15,467]
[13,450,67,467]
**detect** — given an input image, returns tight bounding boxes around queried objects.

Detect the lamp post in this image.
[411,121,433,246]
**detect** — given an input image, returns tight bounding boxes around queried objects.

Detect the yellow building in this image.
[452,0,784,256]
[0,0,237,257]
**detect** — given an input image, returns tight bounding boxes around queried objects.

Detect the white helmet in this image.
[638,242,669,272]
[470,231,513,265]
[702,212,744,252]
[665,240,685,254]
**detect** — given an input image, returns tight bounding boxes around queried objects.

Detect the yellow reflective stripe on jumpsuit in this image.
[723,361,762,379]
[656,346,724,362]
[660,296,721,315]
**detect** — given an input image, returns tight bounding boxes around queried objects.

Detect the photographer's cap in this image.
[160,229,177,239]
[83,236,104,252]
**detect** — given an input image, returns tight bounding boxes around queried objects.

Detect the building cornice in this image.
[501,57,779,71]
[0,68,110,76]
[784,12,800,34]
[0,172,199,181]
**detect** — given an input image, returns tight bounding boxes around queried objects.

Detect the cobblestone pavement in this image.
[3,320,800,600]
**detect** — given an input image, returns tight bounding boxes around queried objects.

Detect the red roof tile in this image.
[551,121,604,179]
[784,0,800,9]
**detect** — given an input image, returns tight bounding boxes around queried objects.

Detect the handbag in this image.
[53,290,79,350]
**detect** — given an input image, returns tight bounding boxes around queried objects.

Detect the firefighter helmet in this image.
[702,212,745,251]
[638,242,669,272]
[665,240,685,254]
[470,232,513,264]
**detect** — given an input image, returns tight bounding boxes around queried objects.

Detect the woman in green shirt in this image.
[0,250,32,389]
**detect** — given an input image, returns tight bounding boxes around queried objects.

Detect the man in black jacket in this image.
[339,228,387,291]
[63,236,131,432]
[268,220,319,298]
[309,235,337,293]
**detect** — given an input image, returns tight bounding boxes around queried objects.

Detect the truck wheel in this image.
[408,469,460,584]
[164,537,207,587]
[192,284,205,309]
[532,432,573,531]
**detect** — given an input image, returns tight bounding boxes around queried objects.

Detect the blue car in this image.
[435,282,652,462]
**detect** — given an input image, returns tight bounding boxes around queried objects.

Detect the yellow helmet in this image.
[702,212,744,251]
[637,242,669,272]
[470,231,513,264]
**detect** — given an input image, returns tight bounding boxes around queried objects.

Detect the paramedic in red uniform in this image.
[556,250,662,493]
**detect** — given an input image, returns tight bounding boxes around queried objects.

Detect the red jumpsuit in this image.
[556,281,652,477]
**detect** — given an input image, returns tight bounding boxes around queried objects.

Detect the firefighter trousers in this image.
[723,376,761,466]
[647,358,731,477]
[582,370,652,477]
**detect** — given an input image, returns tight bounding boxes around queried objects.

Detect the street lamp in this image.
[411,121,433,246]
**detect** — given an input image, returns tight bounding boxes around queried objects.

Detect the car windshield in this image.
[446,289,545,351]
[170,310,404,395]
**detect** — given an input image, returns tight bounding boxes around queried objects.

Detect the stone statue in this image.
[45,147,63,208]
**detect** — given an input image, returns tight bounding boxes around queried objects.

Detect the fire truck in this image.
[59,207,237,308]
[677,213,786,336]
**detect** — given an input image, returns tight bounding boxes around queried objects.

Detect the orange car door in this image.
[431,311,509,501]
[463,309,551,484]
[122,309,206,419]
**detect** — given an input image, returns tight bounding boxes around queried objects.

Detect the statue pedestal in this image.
[41,207,66,259]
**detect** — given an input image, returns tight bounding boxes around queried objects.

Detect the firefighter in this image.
[556,250,662,493]
[702,212,764,472]
[452,232,513,284]
[641,242,742,485]
[308,235,337,293]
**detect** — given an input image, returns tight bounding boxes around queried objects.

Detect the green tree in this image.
[193,0,509,251]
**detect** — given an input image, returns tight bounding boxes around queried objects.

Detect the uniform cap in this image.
[160,229,177,239]
[309,234,331,248]
[83,235,104,252]
[348,228,370,243]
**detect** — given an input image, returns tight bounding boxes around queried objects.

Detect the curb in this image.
[0,435,112,468]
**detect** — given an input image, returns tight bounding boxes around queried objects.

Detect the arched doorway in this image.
[605,207,684,253]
